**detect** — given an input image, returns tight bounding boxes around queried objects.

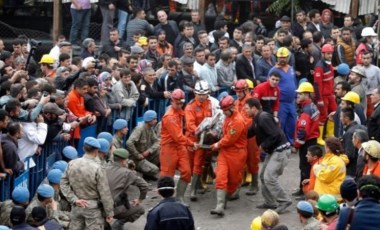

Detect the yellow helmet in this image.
[296,82,314,93]
[250,216,262,230]
[246,79,254,89]
[138,36,148,46]
[39,54,55,64]
[276,47,290,58]
[341,91,360,104]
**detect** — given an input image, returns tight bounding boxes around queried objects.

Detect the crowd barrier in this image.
[0,87,232,201]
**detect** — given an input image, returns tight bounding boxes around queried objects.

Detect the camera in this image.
[30,39,42,47]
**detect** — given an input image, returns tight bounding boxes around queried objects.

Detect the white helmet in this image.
[194,80,210,94]
[361,27,377,37]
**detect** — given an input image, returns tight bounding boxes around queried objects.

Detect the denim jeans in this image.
[69,8,91,44]
[117,9,129,41]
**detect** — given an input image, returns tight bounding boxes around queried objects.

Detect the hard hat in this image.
[276,47,290,57]
[194,80,210,95]
[220,95,235,111]
[171,89,185,102]
[362,140,380,158]
[297,201,314,215]
[233,79,248,92]
[296,82,314,93]
[62,146,78,160]
[261,209,280,228]
[321,44,334,53]
[361,27,377,37]
[250,216,262,230]
[97,138,110,154]
[337,63,350,75]
[47,169,63,184]
[316,194,339,214]
[143,110,157,122]
[246,79,254,89]
[341,91,360,104]
[351,65,366,78]
[12,187,30,204]
[39,54,55,64]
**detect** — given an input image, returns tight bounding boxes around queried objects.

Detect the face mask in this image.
[372,38,378,45]
[325,61,332,65]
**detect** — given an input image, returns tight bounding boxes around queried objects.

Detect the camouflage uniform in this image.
[60,154,114,230]
[126,123,160,176]
[26,199,62,226]
[0,200,15,227]
[106,161,149,230]
[112,135,124,149]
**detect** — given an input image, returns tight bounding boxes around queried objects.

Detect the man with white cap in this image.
[60,137,114,229]
[361,140,380,177]
[356,27,377,64]
[126,110,160,180]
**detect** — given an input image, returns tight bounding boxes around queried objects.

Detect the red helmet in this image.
[233,79,248,92]
[220,95,235,111]
[171,89,185,102]
[321,44,334,53]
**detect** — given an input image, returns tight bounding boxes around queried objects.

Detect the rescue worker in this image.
[293,82,320,198]
[160,89,199,205]
[145,177,195,230]
[112,119,129,149]
[209,95,247,216]
[184,80,213,201]
[233,79,260,196]
[0,187,30,227]
[126,110,160,181]
[361,140,380,177]
[268,47,297,145]
[106,148,149,230]
[60,137,114,229]
[314,43,337,145]
[244,98,292,214]
[253,71,281,117]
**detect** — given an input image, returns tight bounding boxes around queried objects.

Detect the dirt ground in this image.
[124,152,304,230]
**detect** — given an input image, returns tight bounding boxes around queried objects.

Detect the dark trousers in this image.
[299,138,317,190]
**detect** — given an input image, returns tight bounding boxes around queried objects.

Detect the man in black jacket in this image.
[244,98,292,214]
[368,86,380,142]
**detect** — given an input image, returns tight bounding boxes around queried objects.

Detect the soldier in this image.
[184,80,213,201]
[61,146,78,162]
[106,148,149,230]
[112,119,129,149]
[293,82,320,198]
[210,95,248,217]
[126,110,160,181]
[25,184,59,225]
[97,138,111,167]
[46,169,70,213]
[60,137,114,229]
[51,161,68,173]
[160,89,199,205]
[0,187,30,227]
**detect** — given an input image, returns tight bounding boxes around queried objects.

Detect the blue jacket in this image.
[145,197,195,230]
[335,198,380,230]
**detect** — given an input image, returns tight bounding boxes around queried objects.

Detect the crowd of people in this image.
[1,2,380,229]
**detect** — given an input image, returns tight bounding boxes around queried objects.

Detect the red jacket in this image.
[313,60,334,102]
[252,80,280,114]
[295,99,320,148]
[363,161,380,177]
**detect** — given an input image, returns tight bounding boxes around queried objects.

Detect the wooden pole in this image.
[52,1,62,42]
[351,0,359,18]
[199,0,206,24]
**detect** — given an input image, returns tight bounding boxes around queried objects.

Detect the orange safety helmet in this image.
[233,79,248,92]
[171,89,185,103]
[220,95,235,111]
[321,44,334,53]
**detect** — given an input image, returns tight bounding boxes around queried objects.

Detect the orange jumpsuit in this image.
[303,158,323,194]
[235,94,260,175]
[160,106,193,183]
[362,161,380,177]
[185,98,213,176]
[215,111,248,193]
[67,89,92,139]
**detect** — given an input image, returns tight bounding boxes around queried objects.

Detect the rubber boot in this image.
[245,174,259,195]
[176,179,188,206]
[317,126,325,146]
[325,120,334,138]
[190,175,200,201]
[227,187,240,201]
[210,190,226,216]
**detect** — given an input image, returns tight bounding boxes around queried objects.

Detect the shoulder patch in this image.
[229,128,236,135]
[300,120,307,126]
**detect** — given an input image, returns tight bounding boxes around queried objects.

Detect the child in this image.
[302,145,323,194]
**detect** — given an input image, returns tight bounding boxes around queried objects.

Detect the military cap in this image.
[84,137,101,149]
[12,187,30,203]
[113,148,129,159]
[37,184,54,198]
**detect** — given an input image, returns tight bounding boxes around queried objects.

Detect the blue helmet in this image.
[337,63,350,75]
